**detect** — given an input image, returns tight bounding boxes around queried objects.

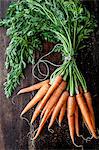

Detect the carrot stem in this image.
[76,93,96,138]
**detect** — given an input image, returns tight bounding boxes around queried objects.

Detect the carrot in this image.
[31,95,50,124]
[48,91,69,128]
[40,102,49,119]
[49,75,63,86]
[17,79,50,95]
[35,101,42,112]
[79,86,83,94]
[20,83,50,116]
[67,96,76,144]
[40,76,63,104]
[59,102,66,126]
[31,101,42,123]
[75,104,79,137]
[84,92,96,130]
[32,76,63,121]
[76,93,96,138]
[40,81,67,127]
[33,106,55,140]
[40,97,54,119]
[68,115,75,144]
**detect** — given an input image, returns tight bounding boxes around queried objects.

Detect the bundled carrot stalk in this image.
[16,0,97,146]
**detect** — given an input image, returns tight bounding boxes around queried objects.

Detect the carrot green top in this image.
[0,0,96,97]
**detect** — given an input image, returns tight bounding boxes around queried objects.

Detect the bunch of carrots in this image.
[9,0,97,146]
[15,0,98,145]
[0,0,98,146]
[18,74,97,144]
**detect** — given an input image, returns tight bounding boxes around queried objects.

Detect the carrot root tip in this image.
[20,114,23,118]
[20,112,24,116]
[32,128,39,140]
[31,118,35,124]
[59,123,61,127]
[75,134,80,137]
[30,121,33,125]
[33,136,37,140]
[48,124,52,129]
[17,91,21,95]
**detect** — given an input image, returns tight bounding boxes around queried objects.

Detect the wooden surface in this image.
[0,0,99,150]
[0,1,32,149]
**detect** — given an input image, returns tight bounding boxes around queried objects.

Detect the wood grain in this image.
[0,0,32,150]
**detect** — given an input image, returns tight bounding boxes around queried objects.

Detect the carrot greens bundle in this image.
[0,0,98,146]
[0,0,96,97]
[0,0,57,97]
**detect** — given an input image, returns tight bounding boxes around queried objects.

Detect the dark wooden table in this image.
[0,0,99,150]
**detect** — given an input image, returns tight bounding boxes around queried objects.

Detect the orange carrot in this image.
[40,102,49,118]
[48,76,63,94]
[31,76,63,121]
[76,93,96,138]
[59,102,66,126]
[31,96,50,124]
[20,83,50,116]
[33,106,55,140]
[79,86,83,94]
[84,92,96,130]
[17,80,50,95]
[35,101,42,111]
[31,101,42,123]
[49,75,63,86]
[48,91,69,128]
[40,81,67,127]
[75,104,79,137]
[40,97,53,119]
[67,96,76,144]
[41,76,63,103]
